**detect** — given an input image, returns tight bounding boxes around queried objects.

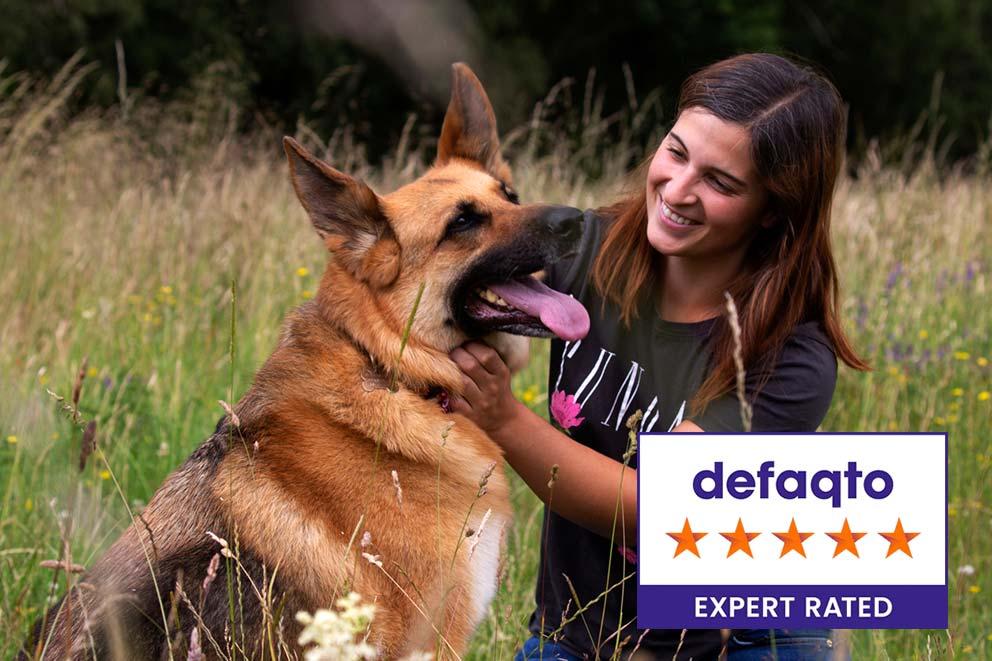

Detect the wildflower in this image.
[160,285,173,295]
[157,442,169,457]
[521,385,538,404]
[969,585,981,594]
[950,401,961,412]
[25,498,33,511]
[978,391,990,401]
[952,387,964,397]
[50,433,58,440]
[297,267,309,277]
[948,505,958,517]
[99,470,111,480]
[81,308,95,320]
[948,415,959,424]
[886,366,900,376]
[958,565,976,576]
[962,645,973,654]
[362,552,382,568]
[934,417,946,426]
[296,592,377,660]
[86,366,98,378]
[954,351,971,361]
[302,290,313,300]
[887,421,898,431]
[6,435,17,445]
[978,357,989,367]
[918,329,929,340]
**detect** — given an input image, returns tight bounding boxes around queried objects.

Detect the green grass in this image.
[1,60,990,659]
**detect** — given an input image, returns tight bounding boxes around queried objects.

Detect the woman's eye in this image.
[708,176,733,193]
[667,147,686,161]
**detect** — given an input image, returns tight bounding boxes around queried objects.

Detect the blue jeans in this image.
[727,629,844,660]
[514,636,583,661]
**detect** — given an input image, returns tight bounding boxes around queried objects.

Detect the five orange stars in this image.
[666,518,707,557]
[879,518,920,557]
[772,518,814,558]
[720,518,761,557]
[664,517,918,559]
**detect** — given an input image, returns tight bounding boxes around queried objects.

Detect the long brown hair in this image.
[591,53,869,415]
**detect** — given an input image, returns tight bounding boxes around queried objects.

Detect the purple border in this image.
[635,433,950,631]
[637,584,948,629]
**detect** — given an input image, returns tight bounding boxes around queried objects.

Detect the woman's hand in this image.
[449,340,523,437]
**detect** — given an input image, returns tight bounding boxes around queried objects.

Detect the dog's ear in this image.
[436,63,510,182]
[284,137,400,288]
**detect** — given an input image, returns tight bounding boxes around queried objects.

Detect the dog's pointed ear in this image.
[284,137,400,288]
[436,63,510,181]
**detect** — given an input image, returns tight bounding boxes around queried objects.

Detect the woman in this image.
[450,53,868,660]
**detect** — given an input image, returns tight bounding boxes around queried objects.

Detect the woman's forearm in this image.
[491,400,638,546]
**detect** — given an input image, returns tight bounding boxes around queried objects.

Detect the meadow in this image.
[1,59,990,659]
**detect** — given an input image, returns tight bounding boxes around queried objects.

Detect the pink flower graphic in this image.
[550,390,585,429]
[617,545,638,563]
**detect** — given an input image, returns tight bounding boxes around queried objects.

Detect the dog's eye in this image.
[500,182,520,205]
[443,205,487,240]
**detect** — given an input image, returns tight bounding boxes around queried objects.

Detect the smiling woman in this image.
[450,52,870,660]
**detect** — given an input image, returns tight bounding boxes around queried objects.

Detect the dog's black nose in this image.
[542,205,584,247]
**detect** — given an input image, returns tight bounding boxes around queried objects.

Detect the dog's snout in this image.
[542,205,584,246]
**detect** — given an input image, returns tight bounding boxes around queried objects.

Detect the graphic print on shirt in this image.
[552,339,688,436]
[550,340,615,430]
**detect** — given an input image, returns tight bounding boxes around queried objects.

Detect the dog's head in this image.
[284,63,589,375]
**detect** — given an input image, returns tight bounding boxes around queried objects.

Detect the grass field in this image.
[1,60,990,659]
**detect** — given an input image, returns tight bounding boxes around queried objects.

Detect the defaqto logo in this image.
[636,434,947,629]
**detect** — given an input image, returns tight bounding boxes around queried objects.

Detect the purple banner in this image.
[638,584,947,629]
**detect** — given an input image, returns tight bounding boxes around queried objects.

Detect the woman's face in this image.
[645,107,771,261]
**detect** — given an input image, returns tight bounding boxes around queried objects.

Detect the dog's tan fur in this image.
[23,64,583,660]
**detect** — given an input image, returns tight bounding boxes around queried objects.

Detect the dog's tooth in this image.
[496,296,509,307]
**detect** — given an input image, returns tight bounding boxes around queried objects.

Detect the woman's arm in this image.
[450,341,703,547]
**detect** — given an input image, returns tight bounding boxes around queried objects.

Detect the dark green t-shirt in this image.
[528,210,838,659]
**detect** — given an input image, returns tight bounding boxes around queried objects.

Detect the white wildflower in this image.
[296,592,378,660]
[958,564,976,576]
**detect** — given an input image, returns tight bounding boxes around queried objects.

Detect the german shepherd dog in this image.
[22,64,589,659]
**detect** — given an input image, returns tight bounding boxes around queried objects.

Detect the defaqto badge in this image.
[636,433,947,629]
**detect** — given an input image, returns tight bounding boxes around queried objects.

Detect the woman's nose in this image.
[664,169,699,207]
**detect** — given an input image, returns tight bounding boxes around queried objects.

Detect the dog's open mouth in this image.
[463,275,589,341]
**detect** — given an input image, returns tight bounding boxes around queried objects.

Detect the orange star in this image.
[666,518,707,558]
[826,518,866,558]
[772,518,814,558]
[879,518,920,558]
[719,518,760,558]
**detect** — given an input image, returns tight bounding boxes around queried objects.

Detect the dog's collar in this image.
[424,386,452,413]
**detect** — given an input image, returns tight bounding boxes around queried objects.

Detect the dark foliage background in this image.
[3,0,990,164]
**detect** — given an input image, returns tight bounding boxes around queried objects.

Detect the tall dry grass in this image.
[0,58,989,659]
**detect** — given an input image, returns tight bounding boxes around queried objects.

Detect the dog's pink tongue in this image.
[489,278,590,341]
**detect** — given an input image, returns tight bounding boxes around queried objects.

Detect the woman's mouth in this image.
[660,198,702,227]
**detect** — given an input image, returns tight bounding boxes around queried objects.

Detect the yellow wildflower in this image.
[897,374,907,385]
[887,421,898,431]
[301,290,313,300]
[297,267,310,277]
[50,432,58,440]
[39,374,49,385]
[986,633,992,641]
[962,645,973,654]
[160,285,173,295]
[968,585,981,594]
[978,357,989,367]
[948,505,958,517]
[948,414,959,424]
[87,366,98,378]
[950,401,961,412]
[954,351,971,361]
[886,366,899,376]
[934,417,946,426]
[952,387,964,397]
[99,469,111,481]
[6,435,17,445]
[918,329,929,340]
[521,386,537,404]
[24,498,32,512]
[978,391,990,401]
